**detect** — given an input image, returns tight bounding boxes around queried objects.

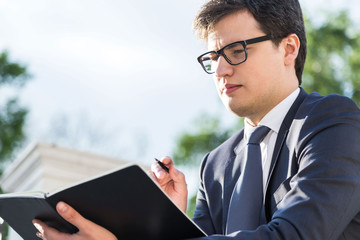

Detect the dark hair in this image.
[193,0,307,84]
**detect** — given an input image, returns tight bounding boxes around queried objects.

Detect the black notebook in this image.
[0,164,206,240]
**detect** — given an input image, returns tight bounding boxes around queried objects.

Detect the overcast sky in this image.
[1,0,359,168]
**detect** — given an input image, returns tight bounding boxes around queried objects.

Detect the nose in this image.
[214,55,233,78]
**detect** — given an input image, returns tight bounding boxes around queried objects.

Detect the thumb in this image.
[56,201,91,231]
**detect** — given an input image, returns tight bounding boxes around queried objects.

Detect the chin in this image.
[225,104,246,118]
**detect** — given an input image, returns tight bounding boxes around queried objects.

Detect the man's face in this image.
[207,10,291,125]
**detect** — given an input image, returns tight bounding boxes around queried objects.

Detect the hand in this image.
[151,156,188,213]
[33,201,117,240]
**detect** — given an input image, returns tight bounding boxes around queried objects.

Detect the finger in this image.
[33,219,70,240]
[159,158,186,191]
[32,219,45,238]
[154,157,185,184]
[162,157,184,183]
[151,160,170,179]
[151,161,163,179]
[169,168,187,193]
[55,201,91,232]
[149,169,162,185]
[159,156,174,167]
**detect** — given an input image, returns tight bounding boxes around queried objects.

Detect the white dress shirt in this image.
[243,88,300,186]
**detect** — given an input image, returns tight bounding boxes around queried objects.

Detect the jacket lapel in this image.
[221,130,245,233]
[263,88,308,212]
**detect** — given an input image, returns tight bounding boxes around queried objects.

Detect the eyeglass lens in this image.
[199,42,246,73]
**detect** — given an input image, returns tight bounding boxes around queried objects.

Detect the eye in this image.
[231,49,245,58]
[224,43,246,62]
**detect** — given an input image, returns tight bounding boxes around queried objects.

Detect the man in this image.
[33,0,360,239]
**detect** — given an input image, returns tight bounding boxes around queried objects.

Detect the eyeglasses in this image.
[197,35,272,74]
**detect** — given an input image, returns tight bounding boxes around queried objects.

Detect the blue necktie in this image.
[226,126,271,234]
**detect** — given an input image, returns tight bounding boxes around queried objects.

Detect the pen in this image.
[155,158,169,173]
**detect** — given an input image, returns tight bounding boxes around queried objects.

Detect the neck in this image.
[246,85,299,126]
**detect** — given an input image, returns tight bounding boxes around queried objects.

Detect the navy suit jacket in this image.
[191,89,360,240]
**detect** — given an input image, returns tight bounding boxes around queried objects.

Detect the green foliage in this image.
[303,11,360,105]
[173,112,242,167]
[0,50,28,239]
[186,194,197,218]
[0,51,30,173]
[0,99,28,166]
[0,51,29,87]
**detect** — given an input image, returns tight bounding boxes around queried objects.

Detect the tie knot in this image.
[248,126,270,144]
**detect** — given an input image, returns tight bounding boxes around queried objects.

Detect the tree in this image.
[303,11,360,103]
[173,112,242,167]
[0,51,30,175]
[172,10,360,217]
[0,51,30,240]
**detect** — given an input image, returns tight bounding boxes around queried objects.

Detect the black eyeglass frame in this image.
[197,35,272,74]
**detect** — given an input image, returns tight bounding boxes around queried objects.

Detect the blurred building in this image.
[0,142,133,240]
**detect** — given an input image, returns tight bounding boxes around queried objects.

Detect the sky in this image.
[1,0,359,174]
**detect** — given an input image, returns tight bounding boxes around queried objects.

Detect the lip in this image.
[222,83,243,95]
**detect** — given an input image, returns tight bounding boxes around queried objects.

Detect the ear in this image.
[282,34,300,66]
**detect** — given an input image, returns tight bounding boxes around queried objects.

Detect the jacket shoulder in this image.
[297,92,360,117]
